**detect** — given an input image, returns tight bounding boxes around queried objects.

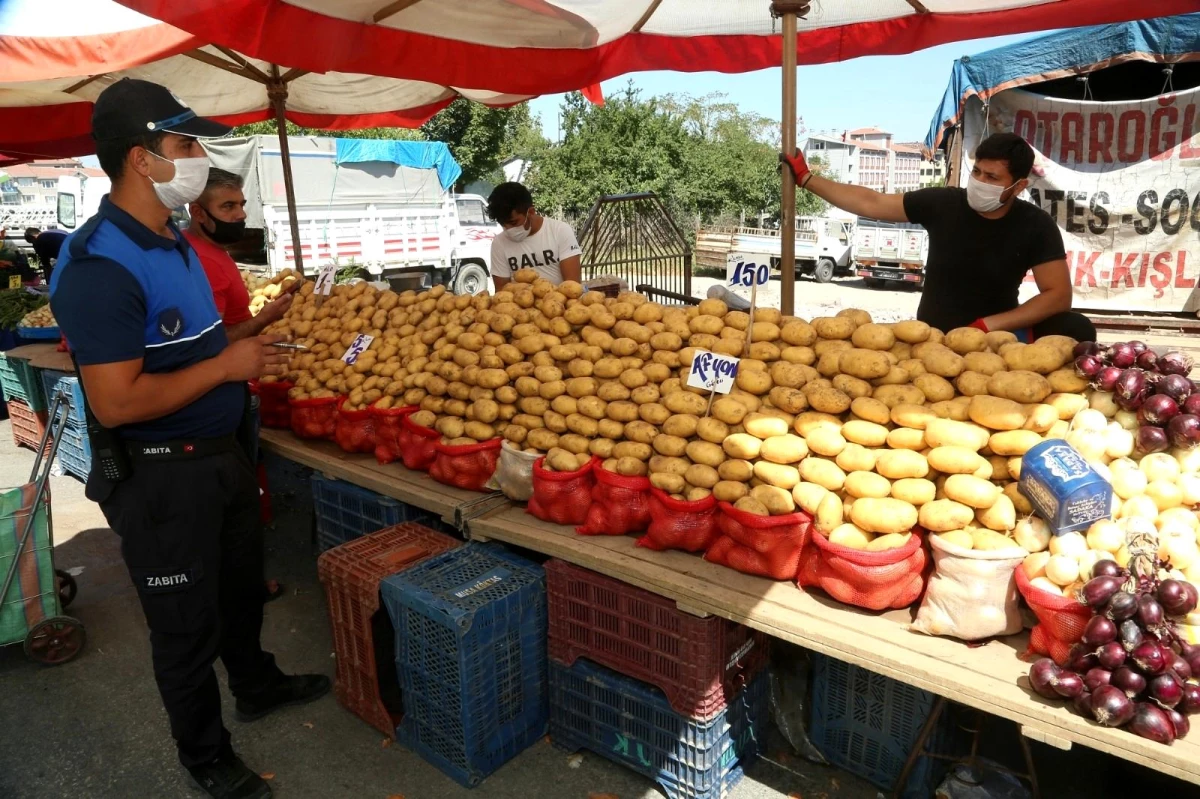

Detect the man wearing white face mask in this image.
[782,132,1095,342]
[50,78,328,799]
[486,181,582,291]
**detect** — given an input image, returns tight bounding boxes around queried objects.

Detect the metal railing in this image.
[578,193,692,297]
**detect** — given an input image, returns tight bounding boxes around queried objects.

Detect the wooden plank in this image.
[28,351,75,371]
[468,508,1200,786]
[2,343,58,361]
[259,430,485,524]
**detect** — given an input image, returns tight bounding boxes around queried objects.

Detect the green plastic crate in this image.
[0,352,46,411]
[0,483,56,646]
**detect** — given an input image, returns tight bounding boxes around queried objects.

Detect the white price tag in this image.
[726,254,769,288]
[341,334,374,365]
[687,350,739,394]
[314,264,336,296]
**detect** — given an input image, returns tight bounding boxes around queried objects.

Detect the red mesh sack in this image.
[576,467,651,536]
[704,502,811,580]
[798,528,927,610]
[527,456,596,526]
[397,415,440,472]
[334,399,376,454]
[429,437,502,492]
[639,489,719,553]
[288,395,339,440]
[1015,567,1090,665]
[371,405,417,464]
[251,379,294,429]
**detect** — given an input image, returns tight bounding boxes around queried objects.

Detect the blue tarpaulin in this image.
[926,14,1200,149]
[334,139,463,191]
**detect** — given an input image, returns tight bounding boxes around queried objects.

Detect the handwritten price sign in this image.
[726,253,769,288]
[687,350,739,394]
[314,264,336,296]
[341,333,374,365]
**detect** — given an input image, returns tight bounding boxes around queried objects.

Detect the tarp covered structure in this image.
[334,140,462,192]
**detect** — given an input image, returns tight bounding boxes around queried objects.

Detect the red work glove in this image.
[779,150,812,187]
[968,318,989,333]
[970,318,1035,342]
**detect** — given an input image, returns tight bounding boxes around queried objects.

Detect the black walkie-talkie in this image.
[69,356,132,483]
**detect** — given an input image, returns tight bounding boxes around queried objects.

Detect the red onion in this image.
[1184,394,1200,417]
[1053,671,1085,699]
[1119,619,1144,651]
[1108,593,1138,622]
[1029,658,1063,700]
[1095,366,1123,392]
[1075,354,1104,379]
[1130,703,1176,744]
[1083,615,1118,646]
[1159,374,1194,403]
[1158,580,1195,617]
[1082,575,1123,609]
[1129,340,1149,356]
[1136,425,1170,454]
[1159,351,1194,376]
[1067,644,1098,674]
[1074,691,1094,717]
[1167,708,1190,739]
[1185,647,1200,678]
[1092,684,1136,726]
[1137,595,1165,629]
[1096,641,1127,669]
[1110,343,1138,368]
[1182,682,1200,714]
[1092,561,1124,580]
[1074,341,1102,358]
[1085,667,1114,692]
[1113,666,1148,698]
[1116,370,1149,411]
[1138,394,1179,426]
[1167,652,1192,683]
[1167,414,1200,450]
[1137,350,1160,371]
[1133,641,1167,675]
[1183,583,1200,615]
[1150,673,1184,708]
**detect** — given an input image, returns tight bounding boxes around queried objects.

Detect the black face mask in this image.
[200,208,245,245]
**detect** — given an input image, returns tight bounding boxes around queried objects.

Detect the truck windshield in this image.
[456,199,488,226]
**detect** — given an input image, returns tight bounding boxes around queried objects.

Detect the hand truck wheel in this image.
[55,569,78,608]
[24,616,86,665]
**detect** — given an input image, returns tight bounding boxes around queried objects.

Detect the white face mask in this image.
[147,151,210,209]
[503,213,533,242]
[966,175,1017,213]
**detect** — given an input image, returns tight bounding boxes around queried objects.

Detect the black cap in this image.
[92,78,231,142]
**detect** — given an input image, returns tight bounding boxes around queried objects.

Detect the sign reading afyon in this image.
[686,350,740,394]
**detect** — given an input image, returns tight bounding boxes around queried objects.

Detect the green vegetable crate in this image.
[0,351,45,411]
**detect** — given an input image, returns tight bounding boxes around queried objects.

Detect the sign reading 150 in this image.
[728,260,769,288]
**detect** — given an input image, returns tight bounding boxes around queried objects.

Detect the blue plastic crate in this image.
[56,422,91,481]
[381,544,547,787]
[16,325,60,341]
[549,658,767,799]
[809,653,962,799]
[39,370,86,426]
[311,473,451,551]
[0,351,45,410]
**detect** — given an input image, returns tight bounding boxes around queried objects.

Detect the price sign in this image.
[341,334,374,365]
[8,274,20,289]
[314,264,336,296]
[687,350,739,394]
[726,254,769,288]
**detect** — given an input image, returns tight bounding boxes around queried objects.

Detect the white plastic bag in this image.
[912,534,1027,641]
[485,440,539,501]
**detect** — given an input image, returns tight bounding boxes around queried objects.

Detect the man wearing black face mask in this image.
[185,168,297,341]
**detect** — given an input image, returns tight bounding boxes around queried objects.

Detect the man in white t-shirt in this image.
[486,182,582,291]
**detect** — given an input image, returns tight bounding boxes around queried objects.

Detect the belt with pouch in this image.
[125,435,239,461]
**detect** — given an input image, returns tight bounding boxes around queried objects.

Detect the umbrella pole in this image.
[775,3,800,317]
[268,73,305,277]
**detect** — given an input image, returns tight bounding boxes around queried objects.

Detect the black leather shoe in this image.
[187,752,272,798]
[235,674,331,723]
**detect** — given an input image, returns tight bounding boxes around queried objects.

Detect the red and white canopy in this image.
[116,0,1200,95]
[0,0,583,160]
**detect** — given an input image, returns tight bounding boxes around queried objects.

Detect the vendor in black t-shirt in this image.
[782,133,1096,343]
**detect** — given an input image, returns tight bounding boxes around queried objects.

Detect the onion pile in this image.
[1028,556,1200,744]
[1074,341,1198,454]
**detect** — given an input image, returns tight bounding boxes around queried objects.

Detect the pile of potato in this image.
[242,268,299,316]
[263,269,1087,547]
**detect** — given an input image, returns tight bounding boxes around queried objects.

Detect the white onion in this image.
[1111,493,1122,516]
[1178,473,1200,506]
[1048,420,1071,439]
[1104,426,1135,459]
[1161,535,1199,571]
[1091,461,1113,483]
[1049,530,1088,558]
[1111,467,1148,500]
[1014,517,1051,553]
[1023,550,1051,579]
[1120,494,1160,520]
[1072,407,1109,432]
[1087,389,1120,418]
[1116,546,1132,567]
[1046,554,1080,586]
[1158,507,1200,532]
[1114,409,1141,431]
[1030,576,1064,596]
[1067,429,1107,464]
[1086,519,1125,553]
[1185,561,1200,585]
[1077,550,1104,581]
[1146,479,1184,511]
[1173,446,1200,475]
[1141,452,1181,483]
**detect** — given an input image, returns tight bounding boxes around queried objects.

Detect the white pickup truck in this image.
[852,218,929,288]
[699,216,855,283]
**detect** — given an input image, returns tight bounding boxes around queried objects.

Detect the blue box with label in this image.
[1019,439,1113,536]
[381,543,546,788]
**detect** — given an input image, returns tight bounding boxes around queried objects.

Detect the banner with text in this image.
[969,86,1200,313]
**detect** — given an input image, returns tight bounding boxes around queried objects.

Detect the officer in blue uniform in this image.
[50,78,328,799]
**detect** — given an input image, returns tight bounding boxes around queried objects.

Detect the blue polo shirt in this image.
[49,196,243,442]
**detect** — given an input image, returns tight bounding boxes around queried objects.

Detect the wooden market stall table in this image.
[261,432,1200,787]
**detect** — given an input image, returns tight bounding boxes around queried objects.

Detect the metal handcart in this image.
[0,388,85,664]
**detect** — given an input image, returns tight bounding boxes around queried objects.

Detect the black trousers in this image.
[99,449,282,768]
[1032,311,1097,342]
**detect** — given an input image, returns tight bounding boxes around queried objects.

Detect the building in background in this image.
[0,159,105,207]
[800,128,943,195]
[800,135,859,184]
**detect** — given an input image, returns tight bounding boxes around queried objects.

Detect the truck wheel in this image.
[814,258,835,284]
[454,263,488,295]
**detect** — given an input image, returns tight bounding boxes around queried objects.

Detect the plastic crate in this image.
[15,326,60,341]
[0,352,45,411]
[55,421,91,481]
[310,473,452,552]
[39,370,86,426]
[7,399,51,455]
[549,657,768,799]
[381,544,547,787]
[317,523,461,738]
[546,559,769,719]
[809,653,962,799]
